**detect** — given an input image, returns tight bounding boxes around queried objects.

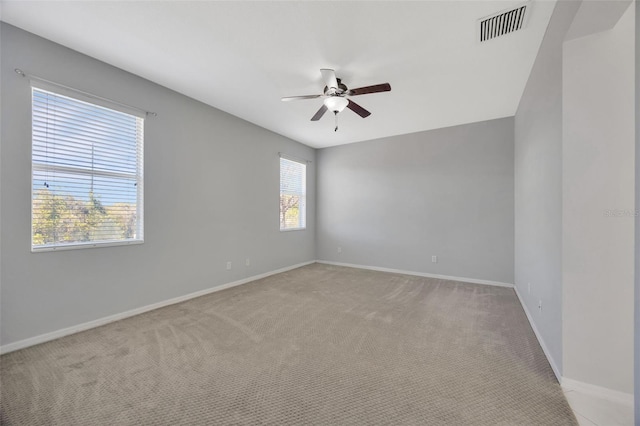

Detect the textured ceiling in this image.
[1,1,556,148]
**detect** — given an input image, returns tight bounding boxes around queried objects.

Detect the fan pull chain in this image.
[334,111,338,132]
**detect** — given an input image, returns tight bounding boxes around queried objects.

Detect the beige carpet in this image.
[1,263,576,425]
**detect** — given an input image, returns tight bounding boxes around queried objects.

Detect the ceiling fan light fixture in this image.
[324,96,348,113]
[284,68,390,123]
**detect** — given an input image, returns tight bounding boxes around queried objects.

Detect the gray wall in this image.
[0,24,316,347]
[515,2,579,373]
[316,118,515,285]
[516,0,635,393]
[635,0,639,420]
[562,2,635,394]
[514,0,580,375]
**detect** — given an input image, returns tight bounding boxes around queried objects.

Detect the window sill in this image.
[31,239,144,253]
[279,227,306,232]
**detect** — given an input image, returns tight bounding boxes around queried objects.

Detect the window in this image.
[31,84,144,251]
[279,156,306,230]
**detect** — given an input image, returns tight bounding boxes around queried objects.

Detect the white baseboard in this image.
[561,377,634,407]
[0,261,315,355]
[316,260,514,288]
[513,286,636,409]
[513,285,562,381]
[5,258,634,410]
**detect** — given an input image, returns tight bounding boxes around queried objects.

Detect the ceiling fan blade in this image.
[311,104,328,121]
[348,83,391,96]
[347,100,371,118]
[320,69,339,89]
[281,94,323,102]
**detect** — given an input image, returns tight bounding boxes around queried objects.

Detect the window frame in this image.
[30,82,145,252]
[279,155,307,232]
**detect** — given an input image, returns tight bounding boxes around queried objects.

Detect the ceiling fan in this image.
[281,69,391,131]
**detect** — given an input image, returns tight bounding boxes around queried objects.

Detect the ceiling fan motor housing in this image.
[324,78,348,96]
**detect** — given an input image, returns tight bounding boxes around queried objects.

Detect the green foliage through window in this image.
[279,157,306,230]
[32,189,138,246]
[31,85,143,250]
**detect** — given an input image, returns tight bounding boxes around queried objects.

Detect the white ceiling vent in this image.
[478,3,529,42]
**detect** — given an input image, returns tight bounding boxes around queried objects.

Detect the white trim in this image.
[513,285,635,408]
[513,285,562,381]
[561,377,634,407]
[32,239,144,253]
[316,260,514,288]
[0,261,315,355]
[5,258,633,412]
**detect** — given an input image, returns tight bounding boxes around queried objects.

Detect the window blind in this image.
[31,86,144,251]
[279,157,306,230]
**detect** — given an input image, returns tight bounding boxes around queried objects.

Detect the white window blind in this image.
[279,156,306,230]
[31,85,144,251]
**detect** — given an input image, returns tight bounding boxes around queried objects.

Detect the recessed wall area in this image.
[562,2,635,394]
[514,0,581,378]
[513,0,635,405]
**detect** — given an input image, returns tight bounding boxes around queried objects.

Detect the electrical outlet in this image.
[245,258,250,267]
[528,282,531,294]
[226,261,232,270]
[538,299,542,312]
[337,247,342,254]
[431,255,437,263]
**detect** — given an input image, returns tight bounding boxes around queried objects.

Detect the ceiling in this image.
[1,1,556,149]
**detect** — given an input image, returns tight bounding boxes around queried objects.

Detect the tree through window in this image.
[31,85,144,251]
[279,156,306,230]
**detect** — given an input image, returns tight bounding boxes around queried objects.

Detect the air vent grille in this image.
[479,5,527,42]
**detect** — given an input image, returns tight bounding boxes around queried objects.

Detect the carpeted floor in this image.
[1,263,577,425]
